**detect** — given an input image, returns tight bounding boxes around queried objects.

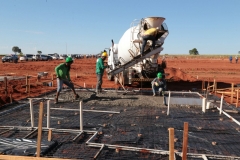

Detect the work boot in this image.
[159,92,163,97]
[153,93,156,96]
[75,94,80,100]
[54,98,58,104]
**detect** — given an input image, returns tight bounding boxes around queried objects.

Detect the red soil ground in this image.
[0,56,240,106]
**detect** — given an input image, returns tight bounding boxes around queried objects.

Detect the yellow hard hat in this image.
[102,52,108,57]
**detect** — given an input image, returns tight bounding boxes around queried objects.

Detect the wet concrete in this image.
[0,89,240,159]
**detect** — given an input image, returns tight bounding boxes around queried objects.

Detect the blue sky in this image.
[0,0,240,55]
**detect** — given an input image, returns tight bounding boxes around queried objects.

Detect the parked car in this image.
[2,55,18,63]
[48,54,59,60]
[32,54,42,61]
[19,56,27,61]
[46,55,53,60]
[40,55,48,61]
[59,55,65,60]
[26,54,34,61]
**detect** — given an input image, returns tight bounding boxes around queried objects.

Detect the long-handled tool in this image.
[71,82,96,93]
[114,75,129,95]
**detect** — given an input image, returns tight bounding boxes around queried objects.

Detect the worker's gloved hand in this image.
[162,91,165,96]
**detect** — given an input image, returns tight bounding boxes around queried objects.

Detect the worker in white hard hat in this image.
[140,27,160,55]
[96,50,108,94]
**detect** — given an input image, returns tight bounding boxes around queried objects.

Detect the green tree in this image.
[12,46,19,55]
[37,51,42,54]
[189,48,199,55]
[17,48,23,57]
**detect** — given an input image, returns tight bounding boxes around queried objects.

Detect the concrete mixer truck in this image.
[106,17,169,85]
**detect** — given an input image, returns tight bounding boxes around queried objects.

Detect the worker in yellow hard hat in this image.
[140,27,160,55]
[96,50,108,94]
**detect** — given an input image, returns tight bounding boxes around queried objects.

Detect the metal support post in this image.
[80,101,83,131]
[167,91,171,115]
[220,94,223,115]
[29,98,34,127]
[202,98,206,113]
[47,100,50,128]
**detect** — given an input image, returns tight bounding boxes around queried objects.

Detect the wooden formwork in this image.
[202,80,240,107]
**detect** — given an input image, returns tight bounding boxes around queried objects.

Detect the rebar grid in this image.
[0,90,240,159]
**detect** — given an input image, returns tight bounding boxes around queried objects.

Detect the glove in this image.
[154,82,159,86]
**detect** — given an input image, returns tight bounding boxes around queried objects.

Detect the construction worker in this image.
[96,51,108,94]
[54,57,79,104]
[229,56,233,63]
[151,72,166,96]
[140,27,160,55]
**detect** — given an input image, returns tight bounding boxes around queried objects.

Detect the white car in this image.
[19,56,27,61]
[59,55,65,60]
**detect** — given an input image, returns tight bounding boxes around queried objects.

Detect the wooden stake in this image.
[51,74,54,87]
[36,102,44,157]
[48,129,52,141]
[236,89,239,108]
[28,79,30,95]
[10,94,12,103]
[213,79,215,92]
[215,81,217,94]
[169,128,174,160]
[26,75,28,93]
[182,122,189,160]
[4,77,7,96]
[231,83,234,103]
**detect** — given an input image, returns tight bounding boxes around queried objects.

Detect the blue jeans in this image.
[152,85,163,95]
[141,35,156,54]
[57,78,74,92]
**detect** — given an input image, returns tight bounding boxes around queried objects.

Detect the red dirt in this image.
[0,56,240,107]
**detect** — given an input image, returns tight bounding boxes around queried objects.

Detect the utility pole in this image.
[66,43,67,55]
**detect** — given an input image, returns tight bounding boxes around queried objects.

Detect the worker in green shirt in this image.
[54,57,79,104]
[96,51,108,94]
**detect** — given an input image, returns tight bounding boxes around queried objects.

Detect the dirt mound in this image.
[165,67,197,82]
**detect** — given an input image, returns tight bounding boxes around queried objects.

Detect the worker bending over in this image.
[54,57,79,104]
[141,27,160,55]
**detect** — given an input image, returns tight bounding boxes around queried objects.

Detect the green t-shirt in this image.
[55,63,71,80]
[96,58,106,74]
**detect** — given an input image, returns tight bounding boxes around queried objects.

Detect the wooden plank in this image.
[182,122,188,160]
[216,91,235,94]
[36,102,44,157]
[0,155,73,160]
[231,83,234,103]
[48,129,52,141]
[4,77,8,96]
[236,89,239,108]
[169,128,174,160]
